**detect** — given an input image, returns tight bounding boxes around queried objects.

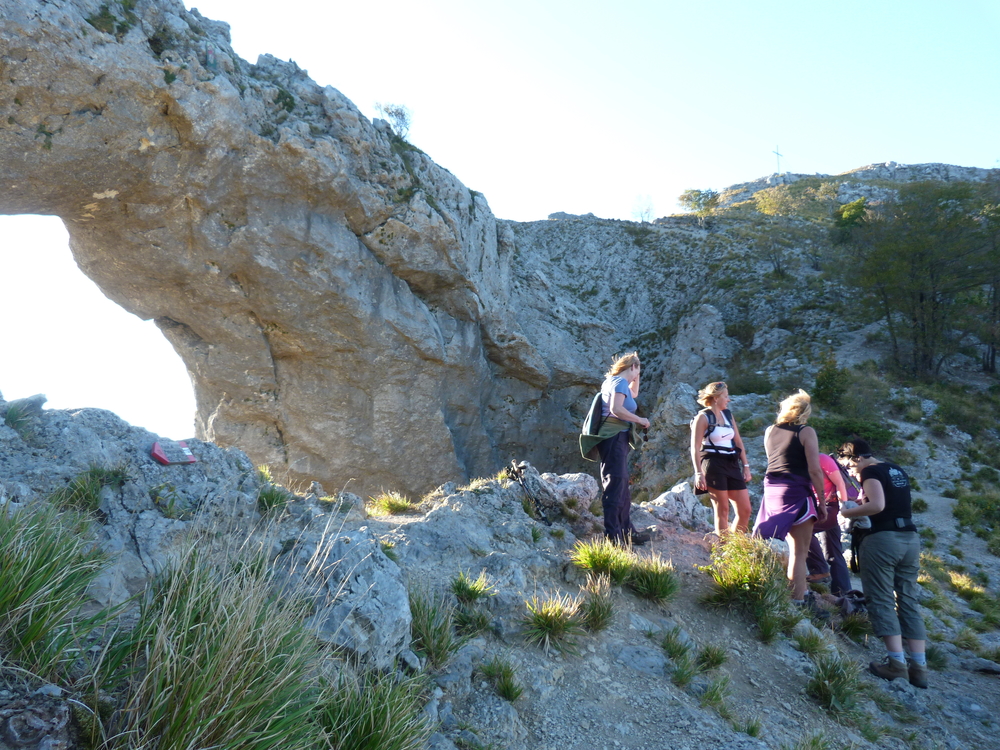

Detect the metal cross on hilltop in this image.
[773,145,784,174]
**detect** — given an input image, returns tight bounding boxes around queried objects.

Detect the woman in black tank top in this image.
[753,390,827,603]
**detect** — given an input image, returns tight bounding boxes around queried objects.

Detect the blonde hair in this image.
[775,389,812,425]
[696,381,727,407]
[605,351,640,378]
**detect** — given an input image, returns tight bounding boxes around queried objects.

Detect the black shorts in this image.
[701,452,746,492]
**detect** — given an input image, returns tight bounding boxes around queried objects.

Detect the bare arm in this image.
[841,478,886,517]
[609,391,649,428]
[827,462,847,503]
[730,414,752,482]
[800,426,827,520]
[690,414,707,490]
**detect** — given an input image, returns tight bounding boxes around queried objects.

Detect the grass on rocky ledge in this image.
[699,532,793,641]
[0,504,114,680]
[368,490,417,516]
[48,463,131,513]
[409,588,462,668]
[522,592,585,654]
[478,654,523,702]
[570,539,679,604]
[451,570,496,605]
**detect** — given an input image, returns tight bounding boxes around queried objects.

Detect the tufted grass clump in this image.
[409,589,460,669]
[3,400,38,440]
[579,574,615,633]
[661,625,693,660]
[454,604,492,637]
[317,668,432,750]
[102,545,323,750]
[669,653,699,688]
[369,490,416,516]
[700,533,790,641]
[479,654,523,702]
[732,713,762,737]
[570,538,634,585]
[925,643,948,670]
[522,593,584,654]
[835,611,873,643]
[793,629,826,656]
[49,463,132,512]
[695,643,728,671]
[806,651,861,715]
[451,570,496,605]
[258,483,294,514]
[951,627,981,652]
[699,674,733,718]
[781,733,833,750]
[626,552,679,604]
[0,504,113,679]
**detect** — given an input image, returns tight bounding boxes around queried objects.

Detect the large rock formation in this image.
[0,0,586,496]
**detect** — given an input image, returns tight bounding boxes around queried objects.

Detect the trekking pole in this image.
[509,460,552,526]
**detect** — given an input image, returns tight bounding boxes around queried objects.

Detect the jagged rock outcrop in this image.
[0,0,571,497]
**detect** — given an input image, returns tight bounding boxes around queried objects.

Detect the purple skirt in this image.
[753,474,817,541]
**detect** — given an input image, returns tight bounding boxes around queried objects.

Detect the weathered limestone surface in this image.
[0,0,587,496]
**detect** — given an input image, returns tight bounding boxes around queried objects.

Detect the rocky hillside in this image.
[2,384,1000,750]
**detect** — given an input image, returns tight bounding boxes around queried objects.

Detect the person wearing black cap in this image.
[838,438,928,689]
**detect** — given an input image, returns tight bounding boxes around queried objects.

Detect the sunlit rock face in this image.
[0,0,608,495]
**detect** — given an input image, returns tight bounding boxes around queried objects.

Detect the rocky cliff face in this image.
[1,0,992,500]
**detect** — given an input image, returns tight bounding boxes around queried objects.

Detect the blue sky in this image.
[2,0,998,436]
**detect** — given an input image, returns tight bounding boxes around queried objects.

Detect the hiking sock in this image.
[906,651,927,667]
[887,650,906,664]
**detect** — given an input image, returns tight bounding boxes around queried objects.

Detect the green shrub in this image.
[669,653,699,687]
[408,589,461,669]
[727,371,774,396]
[451,570,496,605]
[952,488,1000,541]
[911,497,928,513]
[106,546,322,750]
[0,505,113,679]
[792,630,825,656]
[835,612,873,643]
[317,669,432,750]
[522,593,584,654]
[813,358,850,408]
[809,415,895,454]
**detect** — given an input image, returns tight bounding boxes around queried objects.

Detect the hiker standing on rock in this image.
[592,352,650,546]
[690,381,752,535]
[753,390,827,607]
[837,438,928,689]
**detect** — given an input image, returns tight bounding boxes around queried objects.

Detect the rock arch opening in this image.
[0,215,196,437]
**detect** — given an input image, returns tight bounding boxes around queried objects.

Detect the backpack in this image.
[692,408,736,453]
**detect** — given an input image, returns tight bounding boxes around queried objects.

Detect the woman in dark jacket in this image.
[839,438,927,689]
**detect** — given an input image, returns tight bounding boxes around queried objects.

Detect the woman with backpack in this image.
[690,381,752,535]
[837,438,927,689]
[592,352,651,546]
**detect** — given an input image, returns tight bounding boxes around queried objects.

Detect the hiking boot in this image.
[630,530,651,546]
[869,657,908,682]
[908,662,929,689]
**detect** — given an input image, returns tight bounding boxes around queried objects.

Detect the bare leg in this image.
[883,635,925,654]
[786,519,815,600]
[729,489,751,533]
[707,489,731,534]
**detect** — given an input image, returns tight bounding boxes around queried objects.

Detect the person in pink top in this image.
[805,452,852,595]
